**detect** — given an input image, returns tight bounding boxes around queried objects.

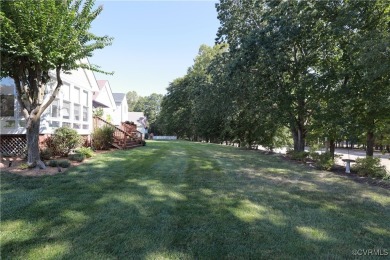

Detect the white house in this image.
[0,59,99,154]
[128,112,148,138]
[93,80,116,123]
[112,93,128,126]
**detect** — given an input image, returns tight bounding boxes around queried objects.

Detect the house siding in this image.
[0,66,96,136]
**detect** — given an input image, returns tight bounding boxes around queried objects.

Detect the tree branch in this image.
[38,66,63,118]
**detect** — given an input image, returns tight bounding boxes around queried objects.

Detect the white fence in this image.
[152,136,177,140]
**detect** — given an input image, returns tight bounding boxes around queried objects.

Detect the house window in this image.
[83,124,89,130]
[62,101,71,120]
[51,99,60,118]
[50,121,60,128]
[19,120,26,128]
[74,87,80,104]
[74,104,80,121]
[63,122,71,128]
[0,95,14,117]
[82,91,88,106]
[73,123,81,129]
[82,106,88,122]
[4,120,15,128]
[61,84,70,101]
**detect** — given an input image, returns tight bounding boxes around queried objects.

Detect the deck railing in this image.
[93,116,143,149]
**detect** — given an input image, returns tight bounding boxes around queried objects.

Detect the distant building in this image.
[128,112,148,138]
[112,93,128,126]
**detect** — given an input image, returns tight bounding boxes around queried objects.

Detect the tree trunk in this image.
[27,118,45,168]
[291,126,305,152]
[329,139,336,160]
[366,131,375,157]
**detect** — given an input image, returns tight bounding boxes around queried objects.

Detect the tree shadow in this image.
[1,141,389,259]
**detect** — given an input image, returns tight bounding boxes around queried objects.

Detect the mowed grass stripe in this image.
[1,140,389,259]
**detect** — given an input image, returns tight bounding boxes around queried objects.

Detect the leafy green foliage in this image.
[310,153,335,171]
[40,148,53,160]
[92,125,115,150]
[47,159,71,168]
[47,160,58,167]
[51,127,83,156]
[93,108,104,117]
[133,93,163,133]
[353,157,389,179]
[287,151,310,162]
[126,91,139,112]
[158,0,389,158]
[0,0,112,166]
[75,147,94,158]
[69,153,85,162]
[18,163,29,170]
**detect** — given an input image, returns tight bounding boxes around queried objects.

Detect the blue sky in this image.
[89,0,220,97]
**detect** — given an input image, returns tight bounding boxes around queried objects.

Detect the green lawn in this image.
[1,141,389,259]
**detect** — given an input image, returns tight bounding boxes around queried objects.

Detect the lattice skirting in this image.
[0,135,27,156]
[0,134,91,156]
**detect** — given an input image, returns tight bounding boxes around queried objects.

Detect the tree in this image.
[1,0,112,167]
[126,90,139,112]
[216,0,329,151]
[132,93,163,134]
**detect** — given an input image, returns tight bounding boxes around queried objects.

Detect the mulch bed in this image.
[276,153,390,190]
[0,149,114,177]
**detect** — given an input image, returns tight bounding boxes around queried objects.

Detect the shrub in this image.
[49,159,71,168]
[311,152,335,170]
[69,153,85,162]
[353,157,388,178]
[289,151,310,162]
[19,163,29,170]
[40,148,53,160]
[51,127,83,156]
[48,160,58,167]
[92,125,115,150]
[93,108,104,117]
[58,160,71,168]
[75,147,94,158]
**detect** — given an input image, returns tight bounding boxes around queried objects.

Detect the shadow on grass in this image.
[1,141,389,259]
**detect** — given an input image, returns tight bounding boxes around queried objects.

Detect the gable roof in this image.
[93,80,116,108]
[128,112,148,128]
[112,93,126,104]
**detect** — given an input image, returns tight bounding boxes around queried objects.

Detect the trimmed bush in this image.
[48,160,59,167]
[75,147,94,158]
[353,157,388,178]
[51,127,83,156]
[40,148,53,160]
[311,152,335,170]
[19,163,29,170]
[69,153,85,162]
[47,160,70,168]
[92,125,115,150]
[289,151,310,162]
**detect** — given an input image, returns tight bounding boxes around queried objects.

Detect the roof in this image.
[92,80,116,109]
[112,93,126,103]
[92,100,110,108]
[128,112,148,128]
[97,80,108,88]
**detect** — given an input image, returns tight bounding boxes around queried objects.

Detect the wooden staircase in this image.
[93,116,144,150]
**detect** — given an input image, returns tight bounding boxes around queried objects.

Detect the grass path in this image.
[1,141,389,259]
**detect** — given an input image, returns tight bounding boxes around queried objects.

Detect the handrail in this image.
[93,116,143,149]
[94,116,130,149]
[121,122,144,140]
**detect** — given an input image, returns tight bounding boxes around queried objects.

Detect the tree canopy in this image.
[158,0,390,156]
[0,0,112,167]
